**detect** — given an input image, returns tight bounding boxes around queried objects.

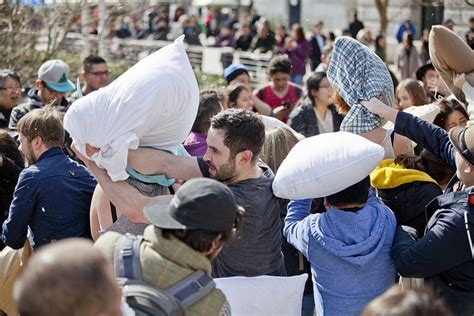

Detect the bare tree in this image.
[374,0,389,34]
[0,1,81,84]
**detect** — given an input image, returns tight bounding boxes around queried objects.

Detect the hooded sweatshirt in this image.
[284,194,396,316]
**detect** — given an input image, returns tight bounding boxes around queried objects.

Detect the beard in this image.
[208,157,237,182]
[22,142,37,166]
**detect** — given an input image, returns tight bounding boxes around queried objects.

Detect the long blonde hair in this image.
[260,127,299,173]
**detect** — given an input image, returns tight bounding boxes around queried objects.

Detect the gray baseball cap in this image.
[38,59,75,93]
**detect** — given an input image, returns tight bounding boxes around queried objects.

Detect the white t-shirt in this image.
[315,109,334,134]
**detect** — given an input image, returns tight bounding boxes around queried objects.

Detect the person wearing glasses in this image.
[8,59,75,133]
[69,55,110,103]
[0,70,22,130]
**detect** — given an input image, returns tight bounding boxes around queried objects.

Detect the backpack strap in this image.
[295,85,303,99]
[114,233,143,281]
[258,86,266,100]
[166,270,216,309]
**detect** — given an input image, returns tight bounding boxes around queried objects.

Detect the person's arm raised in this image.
[73,146,173,214]
[127,148,203,180]
[360,98,399,122]
[362,97,455,168]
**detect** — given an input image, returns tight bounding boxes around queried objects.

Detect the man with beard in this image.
[79,109,286,277]
[2,108,95,249]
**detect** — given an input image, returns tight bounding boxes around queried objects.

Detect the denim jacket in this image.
[2,147,95,249]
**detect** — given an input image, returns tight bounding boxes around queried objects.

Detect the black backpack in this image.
[114,234,216,316]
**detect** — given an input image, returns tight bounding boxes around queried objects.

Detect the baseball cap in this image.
[449,125,474,167]
[144,178,241,232]
[38,59,75,93]
[224,64,249,84]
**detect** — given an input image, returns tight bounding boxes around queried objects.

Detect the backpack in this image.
[114,234,216,316]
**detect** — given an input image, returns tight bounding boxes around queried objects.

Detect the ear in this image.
[34,79,43,89]
[201,234,223,258]
[464,164,472,174]
[323,197,331,210]
[237,150,253,164]
[31,136,43,150]
[80,71,87,79]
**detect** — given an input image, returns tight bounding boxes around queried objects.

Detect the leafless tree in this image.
[374,0,389,34]
[0,1,80,83]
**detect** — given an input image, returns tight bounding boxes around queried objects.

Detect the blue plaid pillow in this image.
[327,36,394,134]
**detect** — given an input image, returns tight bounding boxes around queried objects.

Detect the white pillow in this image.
[215,274,307,316]
[383,104,440,146]
[259,115,305,140]
[64,35,199,181]
[273,131,384,199]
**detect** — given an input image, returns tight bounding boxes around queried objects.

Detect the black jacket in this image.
[9,88,69,132]
[392,112,474,315]
[309,34,326,71]
[392,189,474,315]
[0,144,24,251]
[377,181,442,236]
[288,99,343,137]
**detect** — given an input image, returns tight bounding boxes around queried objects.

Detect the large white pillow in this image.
[215,274,307,316]
[64,35,199,181]
[273,131,384,199]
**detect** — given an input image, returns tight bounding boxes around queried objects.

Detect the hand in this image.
[272,105,290,121]
[360,97,399,123]
[454,73,466,89]
[427,77,449,96]
[360,98,389,116]
[72,144,96,168]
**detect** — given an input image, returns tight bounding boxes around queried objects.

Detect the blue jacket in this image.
[2,147,95,249]
[395,111,456,169]
[396,21,416,43]
[284,195,397,316]
[392,111,474,315]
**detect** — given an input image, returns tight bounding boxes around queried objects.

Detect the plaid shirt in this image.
[327,36,394,134]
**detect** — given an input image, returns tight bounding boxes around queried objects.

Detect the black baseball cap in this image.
[144,178,241,232]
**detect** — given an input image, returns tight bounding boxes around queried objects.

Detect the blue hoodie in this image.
[284,194,396,316]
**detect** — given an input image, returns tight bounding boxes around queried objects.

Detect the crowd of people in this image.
[0,7,474,316]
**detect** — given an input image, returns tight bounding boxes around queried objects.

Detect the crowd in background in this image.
[0,4,474,316]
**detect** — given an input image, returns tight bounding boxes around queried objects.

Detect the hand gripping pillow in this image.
[327,36,394,134]
[64,36,199,181]
[272,131,384,199]
[429,25,474,101]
